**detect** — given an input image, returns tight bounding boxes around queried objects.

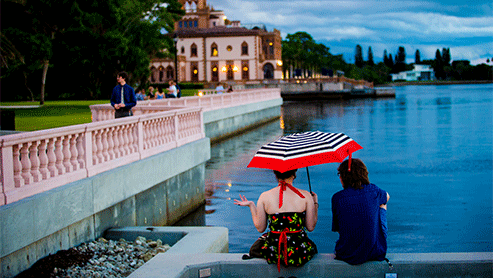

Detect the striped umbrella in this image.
[247,131,363,191]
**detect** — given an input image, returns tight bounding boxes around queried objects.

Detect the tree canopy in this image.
[1,0,184,102]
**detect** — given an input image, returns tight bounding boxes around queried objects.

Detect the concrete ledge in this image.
[129,252,492,278]
[105,226,229,255]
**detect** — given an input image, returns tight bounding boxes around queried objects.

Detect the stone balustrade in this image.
[90,88,282,122]
[0,107,204,206]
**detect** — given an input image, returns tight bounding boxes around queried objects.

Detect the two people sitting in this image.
[235,158,389,270]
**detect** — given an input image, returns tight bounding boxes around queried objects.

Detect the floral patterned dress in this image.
[260,211,318,271]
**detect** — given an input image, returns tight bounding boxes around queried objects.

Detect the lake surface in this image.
[204,84,493,254]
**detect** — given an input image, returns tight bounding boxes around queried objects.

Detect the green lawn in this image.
[1,91,200,131]
[0,100,109,131]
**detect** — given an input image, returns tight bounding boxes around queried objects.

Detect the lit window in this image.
[227,45,233,51]
[211,43,218,57]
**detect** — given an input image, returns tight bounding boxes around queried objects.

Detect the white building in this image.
[391,64,436,81]
[150,0,283,85]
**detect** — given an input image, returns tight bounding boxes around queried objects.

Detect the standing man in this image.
[111,71,136,118]
[331,158,390,265]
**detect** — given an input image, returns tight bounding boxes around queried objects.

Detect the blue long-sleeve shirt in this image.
[111,84,136,111]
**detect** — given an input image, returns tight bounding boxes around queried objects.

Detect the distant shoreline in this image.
[380,80,492,87]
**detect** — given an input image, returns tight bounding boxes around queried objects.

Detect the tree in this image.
[2,0,77,104]
[355,44,363,68]
[388,54,394,69]
[434,49,445,80]
[367,46,374,66]
[2,0,184,101]
[442,47,451,66]
[415,49,421,64]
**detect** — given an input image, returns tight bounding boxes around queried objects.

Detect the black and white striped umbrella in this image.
[247,131,363,174]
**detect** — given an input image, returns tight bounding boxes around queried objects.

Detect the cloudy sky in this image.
[211,0,493,65]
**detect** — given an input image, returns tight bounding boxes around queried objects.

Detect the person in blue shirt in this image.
[111,71,137,118]
[331,158,390,265]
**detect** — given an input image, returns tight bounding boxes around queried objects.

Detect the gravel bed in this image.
[16,236,171,278]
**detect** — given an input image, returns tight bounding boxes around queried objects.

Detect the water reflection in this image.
[205,84,492,254]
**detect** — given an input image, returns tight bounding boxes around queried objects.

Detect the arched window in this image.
[241,42,248,55]
[166,66,174,80]
[190,43,197,57]
[181,46,185,54]
[150,67,158,82]
[211,43,218,57]
[185,2,191,13]
[263,63,274,79]
[191,2,197,12]
[158,66,165,82]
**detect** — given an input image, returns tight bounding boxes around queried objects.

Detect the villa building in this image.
[390,64,436,82]
[150,0,283,85]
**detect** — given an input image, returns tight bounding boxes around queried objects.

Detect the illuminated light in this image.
[304,80,307,83]
[243,67,248,71]
[277,60,283,66]
[212,49,218,56]
[228,182,232,187]
[269,42,273,46]
[198,91,204,97]
[193,69,198,74]
[233,65,239,72]
[296,80,300,83]
[225,189,230,192]
[227,45,232,51]
[213,67,217,72]
[221,66,227,72]
[280,116,285,129]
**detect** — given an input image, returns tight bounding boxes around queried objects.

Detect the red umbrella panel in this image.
[247,131,363,173]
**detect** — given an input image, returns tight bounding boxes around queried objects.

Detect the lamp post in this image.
[173,33,179,83]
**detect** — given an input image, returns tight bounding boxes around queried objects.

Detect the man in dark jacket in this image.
[332,158,390,265]
[111,71,136,118]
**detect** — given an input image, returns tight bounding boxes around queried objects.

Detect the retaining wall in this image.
[203,98,282,143]
[0,138,210,277]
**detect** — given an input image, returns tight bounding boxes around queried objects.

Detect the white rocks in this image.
[57,236,171,277]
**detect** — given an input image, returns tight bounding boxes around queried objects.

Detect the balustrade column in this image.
[62,135,73,172]
[55,137,66,175]
[107,127,115,160]
[29,141,42,182]
[13,145,23,188]
[20,142,33,185]
[47,138,57,177]
[101,129,109,162]
[70,135,79,171]
[38,139,51,180]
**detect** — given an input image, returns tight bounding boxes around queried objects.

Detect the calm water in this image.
[204,84,493,254]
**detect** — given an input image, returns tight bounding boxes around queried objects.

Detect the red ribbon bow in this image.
[278,180,305,208]
[272,228,302,272]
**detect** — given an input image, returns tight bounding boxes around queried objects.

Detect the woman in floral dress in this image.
[234,169,318,271]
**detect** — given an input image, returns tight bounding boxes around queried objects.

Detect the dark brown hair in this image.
[118,71,129,81]
[338,158,369,189]
[273,169,297,180]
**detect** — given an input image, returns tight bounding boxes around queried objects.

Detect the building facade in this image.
[391,64,436,82]
[150,0,282,85]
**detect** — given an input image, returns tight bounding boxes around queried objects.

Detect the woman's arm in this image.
[234,194,267,233]
[305,192,318,232]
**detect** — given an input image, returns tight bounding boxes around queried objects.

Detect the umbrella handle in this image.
[306,167,312,193]
[348,150,352,172]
